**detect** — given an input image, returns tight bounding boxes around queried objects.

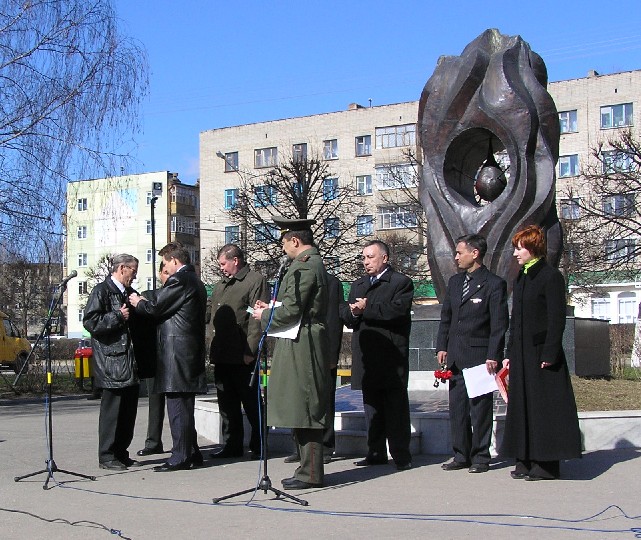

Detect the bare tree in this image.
[225,152,361,280]
[0,0,149,256]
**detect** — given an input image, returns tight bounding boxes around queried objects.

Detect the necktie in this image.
[462,273,470,300]
[370,276,376,285]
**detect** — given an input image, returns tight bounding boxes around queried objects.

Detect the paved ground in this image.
[1,395,640,540]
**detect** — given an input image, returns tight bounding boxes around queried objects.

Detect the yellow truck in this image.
[0,311,31,373]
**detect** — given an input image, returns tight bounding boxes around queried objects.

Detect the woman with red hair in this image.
[500,225,581,480]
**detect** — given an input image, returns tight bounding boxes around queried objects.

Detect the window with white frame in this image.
[254,185,278,207]
[323,139,338,160]
[356,215,374,236]
[618,292,637,323]
[77,225,87,239]
[224,188,238,209]
[323,178,338,201]
[78,308,84,322]
[603,193,635,217]
[558,154,579,177]
[377,206,418,230]
[591,296,610,320]
[397,252,420,272]
[560,198,581,220]
[78,253,88,267]
[605,238,636,262]
[559,110,578,134]
[170,216,196,235]
[146,249,153,263]
[601,103,633,129]
[146,192,153,205]
[325,256,340,275]
[146,220,152,234]
[223,151,239,172]
[255,223,279,244]
[324,217,339,237]
[356,175,373,195]
[602,150,635,173]
[375,164,416,190]
[375,124,416,148]
[225,225,240,244]
[77,198,87,211]
[355,135,371,156]
[292,143,307,162]
[78,281,88,295]
[254,147,277,168]
[146,278,153,290]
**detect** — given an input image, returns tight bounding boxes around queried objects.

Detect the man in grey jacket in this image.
[83,254,141,471]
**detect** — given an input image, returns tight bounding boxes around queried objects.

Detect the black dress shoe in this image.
[249,451,261,461]
[283,453,300,463]
[210,448,243,459]
[137,447,164,457]
[441,460,470,471]
[153,461,192,472]
[396,462,412,471]
[524,474,555,481]
[119,457,141,468]
[510,470,528,479]
[280,476,297,486]
[323,454,333,465]
[281,479,322,490]
[191,453,204,467]
[354,457,388,466]
[99,460,127,471]
[468,464,489,473]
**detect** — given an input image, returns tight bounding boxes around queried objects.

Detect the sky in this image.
[113,0,641,186]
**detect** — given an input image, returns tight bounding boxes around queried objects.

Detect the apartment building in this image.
[199,69,641,323]
[65,171,199,338]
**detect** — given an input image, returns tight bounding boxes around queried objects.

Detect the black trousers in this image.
[214,363,260,454]
[362,384,412,466]
[448,370,493,465]
[322,367,338,451]
[143,377,165,451]
[98,385,139,463]
[165,392,200,466]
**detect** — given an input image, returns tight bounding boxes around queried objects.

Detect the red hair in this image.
[512,225,546,258]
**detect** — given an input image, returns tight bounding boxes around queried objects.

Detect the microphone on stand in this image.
[59,270,78,288]
[275,254,290,280]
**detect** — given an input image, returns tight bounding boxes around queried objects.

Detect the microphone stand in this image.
[213,261,308,506]
[14,280,96,489]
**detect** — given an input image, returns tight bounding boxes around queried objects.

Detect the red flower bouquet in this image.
[433,367,453,388]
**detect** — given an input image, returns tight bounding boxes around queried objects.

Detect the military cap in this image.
[272,216,316,237]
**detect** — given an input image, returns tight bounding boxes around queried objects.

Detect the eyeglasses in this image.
[124,265,138,275]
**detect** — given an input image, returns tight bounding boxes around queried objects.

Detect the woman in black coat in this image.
[500,225,581,480]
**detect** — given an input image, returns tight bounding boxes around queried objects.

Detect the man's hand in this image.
[436,350,447,366]
[128,293,144,307]
[349,297,367,316]
[486,359,498,375]
[119,303,130,320]
[540,361,552,368]
[502,359,510,369]
[243,354,255,365]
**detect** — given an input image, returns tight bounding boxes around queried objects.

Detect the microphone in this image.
[59,270,78,288]
[275,255,289,279]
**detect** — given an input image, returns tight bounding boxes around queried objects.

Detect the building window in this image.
[146,220,152,234]
[292,143,307,162]
[225,225,240,244]
[77,225,87,239]
[618,292,637,323]
[254,147,277,168]
[375,124,416,148]
[602,150,635,173]
[560,198,581,220]
[398,252,420,272]
[323,178,338,201]
[224,188,238,209]
[564,242,578,265]
[355,135,371,156]
[591,296,610,320]
[78,281,88,295]
[604,238,636,262]
[323,139,338,160]
[375,164,416,190]
[356,175,373,195]
[254,185,278,207]
[78,253,88,267]
[146,192,153,205]
[255,223,279,244]
[325,256,340,275]
[77,198,87,211]
[146,249,153,263]
[601,103,633,129]
[223,151,239,172]
[559,110,578,134]
[146,278,153,290]
[377,206,418,230]
[603,194,635,217]
[78,309,84,323]
[558,154,579,178]
[356,215,374,236]
[324,217,339,237]
[170,216,196,235]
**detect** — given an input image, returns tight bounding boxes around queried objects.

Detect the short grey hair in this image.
[110,254,139,273]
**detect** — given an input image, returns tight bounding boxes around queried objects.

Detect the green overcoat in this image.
[262,247,330,429]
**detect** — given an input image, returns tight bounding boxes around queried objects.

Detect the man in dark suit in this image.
[129,242,207,472]
[436,234,508,473]
[341,240,413,471]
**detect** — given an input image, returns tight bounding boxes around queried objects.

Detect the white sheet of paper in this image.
[462,363,498,398]
[264,302,301,339]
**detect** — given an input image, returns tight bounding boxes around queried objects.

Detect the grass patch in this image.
[572,375,641,412]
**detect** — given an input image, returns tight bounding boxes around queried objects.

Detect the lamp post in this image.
[151,195,158,289]
[216,150,247,251]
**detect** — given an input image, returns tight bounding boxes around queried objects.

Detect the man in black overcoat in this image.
[341,240,413,470]
[436,234,508,473]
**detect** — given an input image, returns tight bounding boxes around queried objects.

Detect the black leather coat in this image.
[135,265,208,394]
[83,278,139,389]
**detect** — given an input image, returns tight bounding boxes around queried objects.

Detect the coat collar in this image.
[221,264,250,284]
[519,258,546,279]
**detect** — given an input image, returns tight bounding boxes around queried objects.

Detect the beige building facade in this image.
[65,171,199,338]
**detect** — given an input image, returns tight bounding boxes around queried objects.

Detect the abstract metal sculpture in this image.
[418,29,562,301]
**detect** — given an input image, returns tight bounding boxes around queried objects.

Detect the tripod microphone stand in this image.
[14,277,96,489]
[213,261,308,506]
